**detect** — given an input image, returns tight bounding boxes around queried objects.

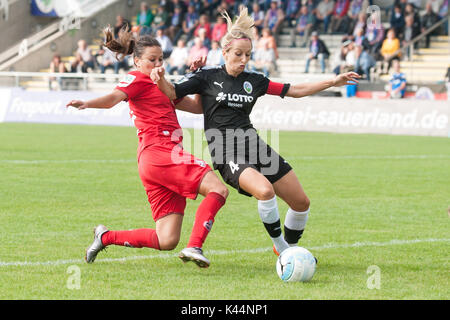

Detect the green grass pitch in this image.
[0,123,448,299]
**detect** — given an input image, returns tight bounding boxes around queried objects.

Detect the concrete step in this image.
[379,73,445,83]
[412,54,450,62]
[430,42,450,48]
[416,48,450,55]
[400,61,450,69]
[431,35,450,42]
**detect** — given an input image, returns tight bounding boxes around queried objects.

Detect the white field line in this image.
[1,154,449,165]
[0,238,448,268]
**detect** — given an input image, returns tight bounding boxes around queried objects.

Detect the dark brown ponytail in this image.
[103,25,161,61]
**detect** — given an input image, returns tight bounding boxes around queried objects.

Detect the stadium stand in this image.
[0,0,448,97]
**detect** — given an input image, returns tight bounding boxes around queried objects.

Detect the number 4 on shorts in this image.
[228,161,240,174]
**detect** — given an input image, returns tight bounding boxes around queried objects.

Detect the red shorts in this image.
[138,142,211,221]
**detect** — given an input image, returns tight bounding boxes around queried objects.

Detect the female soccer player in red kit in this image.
[67,28,228,268]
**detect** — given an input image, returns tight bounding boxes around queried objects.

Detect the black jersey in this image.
[174,65,288,132]
[173,65,292,186]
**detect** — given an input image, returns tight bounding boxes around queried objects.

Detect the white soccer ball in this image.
[276,246,316,282]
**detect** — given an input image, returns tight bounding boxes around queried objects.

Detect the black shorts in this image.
[212,132,292,197]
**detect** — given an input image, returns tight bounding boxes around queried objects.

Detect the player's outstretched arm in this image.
[286,72,361,99]
[150,66,177,100]
[66,90,127,110]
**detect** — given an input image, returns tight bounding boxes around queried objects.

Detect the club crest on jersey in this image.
[243,81,253,94]
[118,74,136,87]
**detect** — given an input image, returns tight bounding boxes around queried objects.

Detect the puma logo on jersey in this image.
[214,81,224,88]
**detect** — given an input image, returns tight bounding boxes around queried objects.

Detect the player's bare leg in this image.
[156,213,184,250]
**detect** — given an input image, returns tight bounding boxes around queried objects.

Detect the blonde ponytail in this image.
[220,7,255,51]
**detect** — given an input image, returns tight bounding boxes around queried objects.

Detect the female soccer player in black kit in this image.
[151,8,360,256]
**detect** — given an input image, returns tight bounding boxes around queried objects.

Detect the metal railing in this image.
[401,13,450,60]
[0,71,183,91]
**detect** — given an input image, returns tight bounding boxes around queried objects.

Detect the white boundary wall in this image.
[0,88,448,137]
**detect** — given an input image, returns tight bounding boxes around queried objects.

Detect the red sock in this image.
[101,228,160,250]
[187,192,226,248]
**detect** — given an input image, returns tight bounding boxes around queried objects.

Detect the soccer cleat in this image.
[179,247,210,268]
[85,224,109,264]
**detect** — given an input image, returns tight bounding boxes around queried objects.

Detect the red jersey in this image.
[115,71,183,152]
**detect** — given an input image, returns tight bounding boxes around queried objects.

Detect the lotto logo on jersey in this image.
[216,92,254,107]
[118,74,136,87]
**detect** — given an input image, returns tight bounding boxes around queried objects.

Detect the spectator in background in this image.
[201,0,214,17]
[160,0,174,13]
[304,31,330,73]
[365,11,384,57]
[251,27,261,58]
[264,0,285,38]
[49,54,67,90]
[284,0,301,27]
[390,4,406,38]
[182,4,200,42]
[192,27,211,50]
[211,15,227,43]
[152,5,169,31]
[386,59,407,98]
[172,0,187,15]
[352,11,366,37]
[206,40,225,66]
[260,27,279,59]
[98,46,128,74]
[71,39,95,73]
[380,28,401,73]
[251,2,266,32]
[214,1,233,19]
[155,27,173,59]
[249,40,276,77]
[114,15,131,39]
[331,40,350,74]
[330,0,350,33]
[290,5,314,47]
[402,14,421,57]
[347,0,368,34]
[187,37,209,67]
[168,5,184,42]
[191,0,204,15]
[427,0,444,14]
[438,0,448,18]
[438,0,448,35]
[314,0,335,33]
[404,3,421,31]
[421,1,441,47]
[343,40,357,71]
[258,0,272,12]
[354,44,376,81]
[353,27,366,46]
[136,2,154,35]
[167,39,189,75]
[194,14,212,41]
